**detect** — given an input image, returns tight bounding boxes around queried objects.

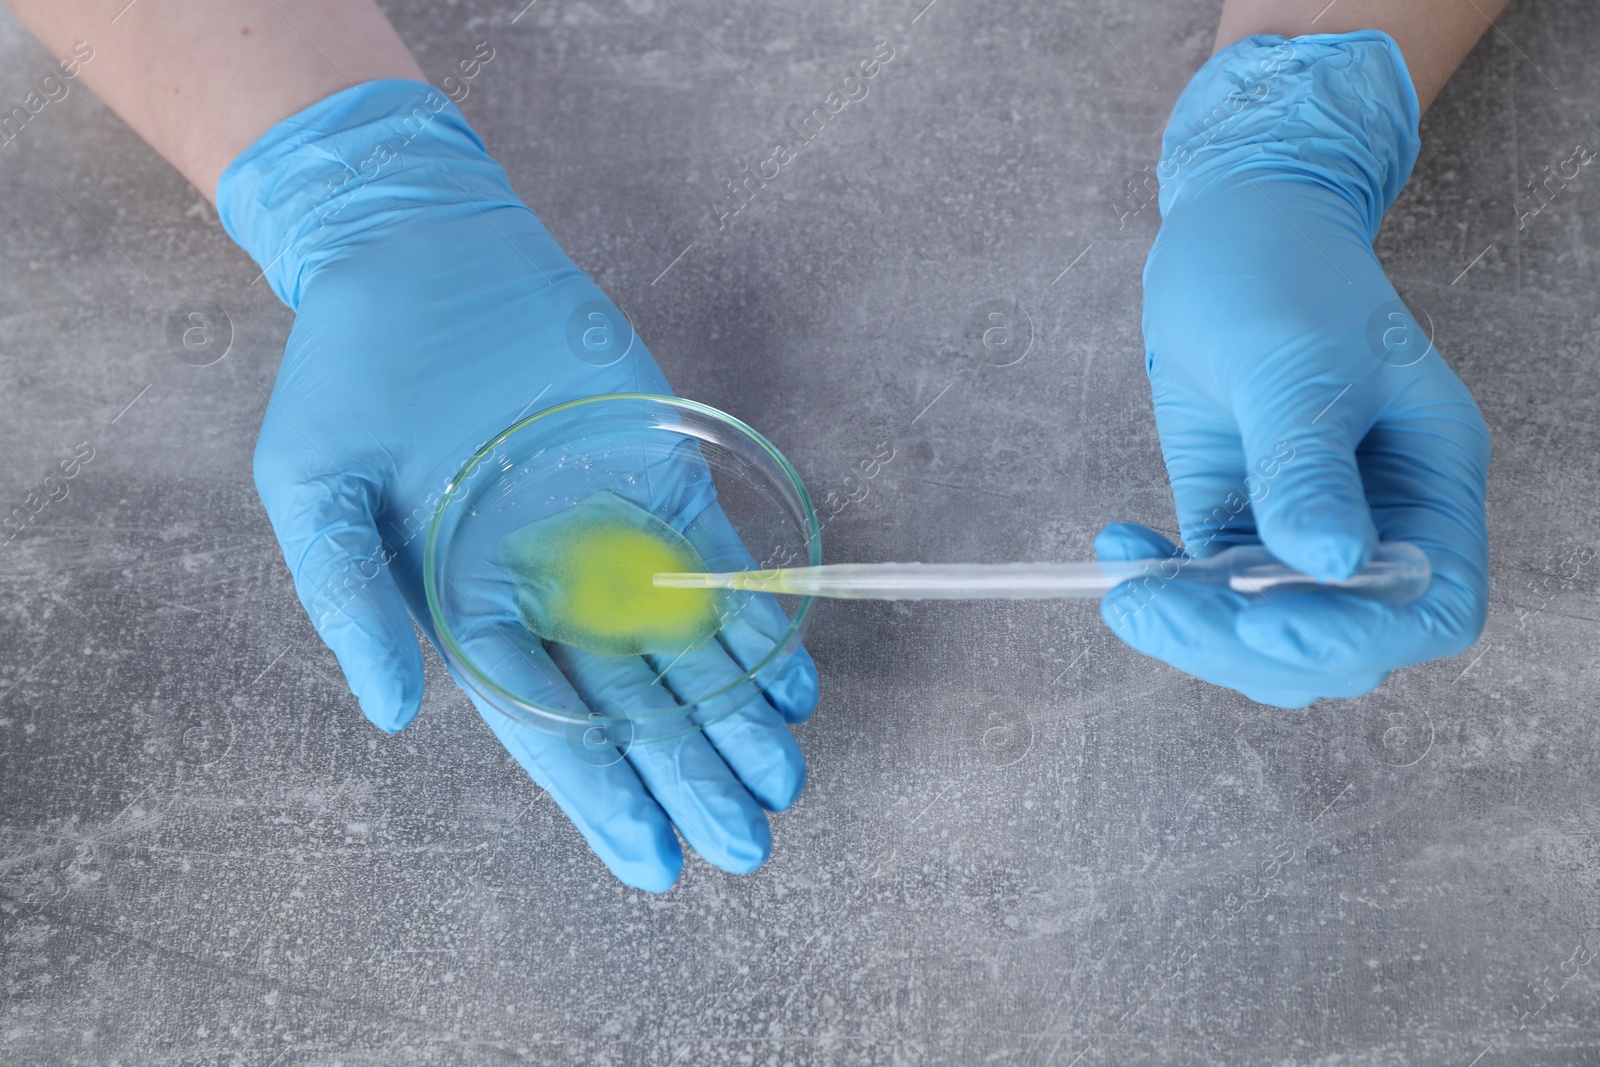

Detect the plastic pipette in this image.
[655,541,1431,604]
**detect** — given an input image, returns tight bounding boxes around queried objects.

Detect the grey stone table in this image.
[3,0,1597,1063]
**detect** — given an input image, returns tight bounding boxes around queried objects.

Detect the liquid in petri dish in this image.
[498,492,722,657]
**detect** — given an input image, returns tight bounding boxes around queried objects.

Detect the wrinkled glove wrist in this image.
[1156,31,1420,235]
[217,79,528,311]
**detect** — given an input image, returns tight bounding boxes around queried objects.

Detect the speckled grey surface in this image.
[2,1,1598,1064]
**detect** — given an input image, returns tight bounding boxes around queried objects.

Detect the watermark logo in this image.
[2,441,94,544]
[166,302,233,367]
[1156,42,1296,183]
[564,710,634,766]
[0,40,94,150]
[565,298,636,367]
[1365,700,1435,767]
[967,700,1034,768]
[709,41,896,230]
[1517,140,1596,230]
[1365,299,1435,368]
[964,298,1033,368]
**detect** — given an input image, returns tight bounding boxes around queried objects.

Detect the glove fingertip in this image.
[1095,522,1180,562]
[613,833,685,894]
[565,777,685,892]
[1240,687,1318,710]
[768,646,820,724]
[720,817,773,875]
[1265,504,1377,583]
[357,661,424,735]
[336,628,425,734]
[762,751,807,813]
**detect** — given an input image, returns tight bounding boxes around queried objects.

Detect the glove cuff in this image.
[216,79,522,310]
[1156,31,1421,239]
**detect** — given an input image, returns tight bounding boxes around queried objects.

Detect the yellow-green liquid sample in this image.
[498,492,722,657]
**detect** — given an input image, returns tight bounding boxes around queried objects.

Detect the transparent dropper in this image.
[655,542,1431,604]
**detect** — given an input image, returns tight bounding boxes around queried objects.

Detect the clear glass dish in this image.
[423,394,819,756]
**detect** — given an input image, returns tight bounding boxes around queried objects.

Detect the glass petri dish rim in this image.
[422,392,822,729]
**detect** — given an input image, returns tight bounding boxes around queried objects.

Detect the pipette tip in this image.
[653,571,731,589]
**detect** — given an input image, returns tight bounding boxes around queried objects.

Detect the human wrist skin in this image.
[1213,0,1509,113]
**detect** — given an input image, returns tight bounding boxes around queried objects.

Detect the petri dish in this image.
[423,394,820,756]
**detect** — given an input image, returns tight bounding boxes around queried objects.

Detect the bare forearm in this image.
[3,0,423,198]
[1217,0,1511,112]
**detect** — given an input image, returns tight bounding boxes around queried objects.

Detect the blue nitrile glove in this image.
[217,80,818,890]
[1098,32,1490,708]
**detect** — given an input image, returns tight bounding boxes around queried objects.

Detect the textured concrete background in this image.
[2,0,1598,1063]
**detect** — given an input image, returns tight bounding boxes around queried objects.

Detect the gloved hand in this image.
[1098,32,1490,708]
[217,80,818,890]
